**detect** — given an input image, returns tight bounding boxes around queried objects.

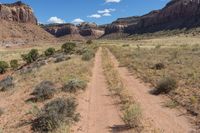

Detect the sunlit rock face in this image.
[0,1,37,24]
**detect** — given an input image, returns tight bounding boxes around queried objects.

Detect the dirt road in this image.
[72,48,126,133]
[106,49,195,133]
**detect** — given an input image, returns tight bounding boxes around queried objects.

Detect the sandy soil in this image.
[106,49,196,133]
[72,48,128,133]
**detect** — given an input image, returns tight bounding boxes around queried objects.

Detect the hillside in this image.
[103,0,200,37]
[0,1,56,46]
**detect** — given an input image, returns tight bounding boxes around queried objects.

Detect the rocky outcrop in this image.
[0,1,37,24]
[104,24,126,34]
[43,24,79,37]
[78,22,104,38]
[44,22,105,39]
[103,16,141,35]
[112,16,141,25]
[0,1,55,46]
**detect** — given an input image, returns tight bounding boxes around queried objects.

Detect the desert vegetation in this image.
[102,48,142,130]
[62,78,87,93]
[0,61,9,74]
[32,97,79,132]
[0,41,97,133]
[104,39,200,126]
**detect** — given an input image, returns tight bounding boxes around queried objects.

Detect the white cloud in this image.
[48,16,65,24]
[105,0,121,3]
[72,18,84,24]
[87,14,101,18]
[98,9,116,14]
[103,13,111,16]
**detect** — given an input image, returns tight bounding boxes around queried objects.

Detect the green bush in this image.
[61,42,76,54]
[122,104,141,128]
[10,59,19,70]
[32,98,79,132]
[86,40,93,44]
[81,50,95,61]
[154,77,177,95]
[0,61,9,74]
[45,47,56,56]
[21,49,39,64]
[62,79,87,93]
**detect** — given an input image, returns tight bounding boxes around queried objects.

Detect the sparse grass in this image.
[0,43,61,62]
[62,78,87,93]
[104,38,200,119]
[0,43,94,132]
[102,48,142,129]
[163,100,179,109]
[122,104,142,128]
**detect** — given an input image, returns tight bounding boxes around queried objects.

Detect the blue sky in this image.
[1,0,170,24]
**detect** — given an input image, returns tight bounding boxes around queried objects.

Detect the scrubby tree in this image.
[61,42,76,54]
[10,59,19,70]
[21,49,39,64]
[45,47,56,56]
[0,61,9,74]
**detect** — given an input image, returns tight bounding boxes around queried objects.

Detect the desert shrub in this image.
[30,81,56,102]
[54,55,71,63]
[153,77,177,95]
[0,76,14,91]
[155,45,161,49]
[122,44,130,47]
[21,49,39,64]
[45,47,56,56]
[152,63,165,70]
[86,40,93,44]
[10,59,19,70]
[61,42,76,54]
[122,104,141,128]
[81,50,95,61]
[62,79,87,93]
[0,61,9,74]
[32,98,79,132]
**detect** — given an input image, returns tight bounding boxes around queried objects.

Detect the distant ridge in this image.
[103,0,200,37]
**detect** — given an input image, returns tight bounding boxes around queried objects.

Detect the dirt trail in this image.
[106,49,195,133]
[72,48,126,133]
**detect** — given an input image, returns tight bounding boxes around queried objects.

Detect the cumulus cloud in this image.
[102,13,111,16]
[98,9,116,14]
[72,18,84,24]
[87,14,101,18]
[48,16,65,24]
[105,0,121,3]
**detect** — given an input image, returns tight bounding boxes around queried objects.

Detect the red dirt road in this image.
[72,48,127,133]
